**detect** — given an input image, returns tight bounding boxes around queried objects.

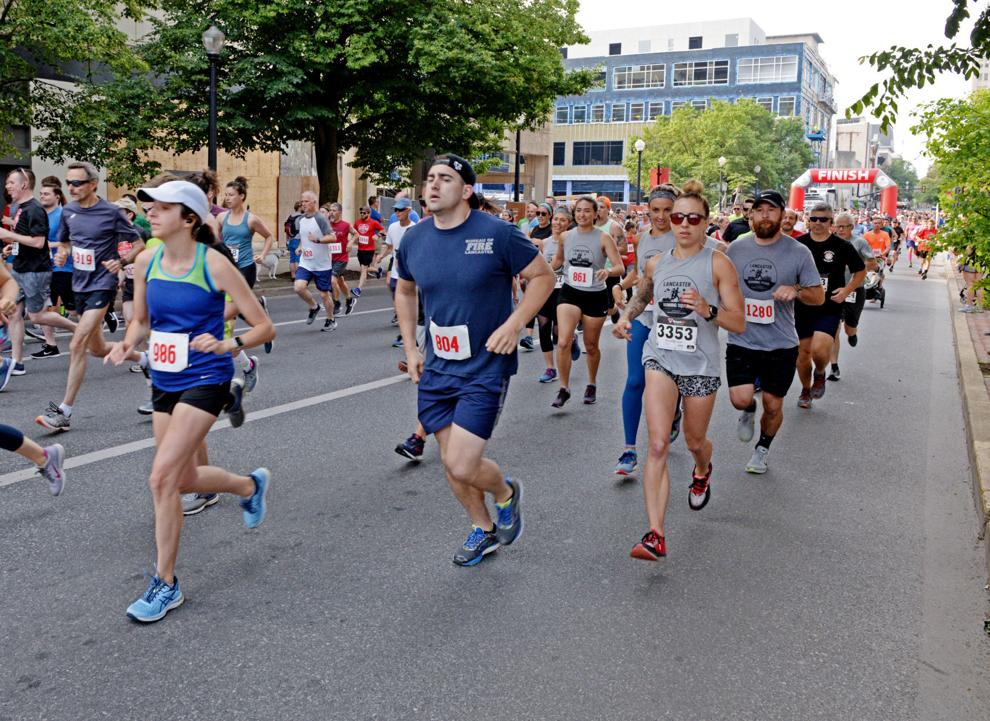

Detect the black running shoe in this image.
[583,384,597,405]
[104,311,119,334]
[306,304,321,325]
[848,334,858,348]
[226,379,246,428]
[551,388,571,408]
[30,344,60,359]
[345,297,355,315]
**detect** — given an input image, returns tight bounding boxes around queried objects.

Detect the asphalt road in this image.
[1,258,989,721]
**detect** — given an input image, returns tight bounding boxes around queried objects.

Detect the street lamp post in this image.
[753,164,761,196]
[202,25,226,172]
[634,138,646,205]
[718,155,727,213]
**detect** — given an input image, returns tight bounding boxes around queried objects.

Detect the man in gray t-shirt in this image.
[723,192,825,475]
[827,212,878,382]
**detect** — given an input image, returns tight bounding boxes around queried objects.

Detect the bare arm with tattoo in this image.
[612,255,657,340]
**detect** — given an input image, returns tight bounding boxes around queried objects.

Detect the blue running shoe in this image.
[615,449,637,476]
[351,287,362,298]
[391,337,403,348]
[0,356,13,392]
[453,526,499,567]
[495,478,523,546]
[126,575,184,623]
[538,367,558,383]
[241,468,270,529]
[570,336,581,361]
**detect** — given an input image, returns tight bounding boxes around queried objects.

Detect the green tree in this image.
[912,90,990,269]
[623,99,812,208]
[881,157,920,203]
[915,163,943,207]
[849,0,989,130]
[0,0,147,159]
[37,0,593,201]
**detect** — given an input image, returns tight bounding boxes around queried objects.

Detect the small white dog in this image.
[256,249,285,280]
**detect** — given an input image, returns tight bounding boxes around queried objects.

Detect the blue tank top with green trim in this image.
[145,243,234,391]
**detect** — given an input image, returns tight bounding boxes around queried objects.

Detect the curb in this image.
[946,269,990,584]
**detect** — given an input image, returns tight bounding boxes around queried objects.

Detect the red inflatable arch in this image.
[788,168,898,217]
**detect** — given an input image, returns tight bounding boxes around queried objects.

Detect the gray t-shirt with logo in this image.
[847,235,874,285]
[726,235,820,351]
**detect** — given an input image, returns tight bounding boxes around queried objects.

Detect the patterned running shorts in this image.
[644,358,721,397]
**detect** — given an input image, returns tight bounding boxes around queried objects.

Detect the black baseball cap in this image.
[433,154,480,209]
[751,190,786,210]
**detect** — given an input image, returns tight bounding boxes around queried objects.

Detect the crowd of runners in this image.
[0,157,950,622]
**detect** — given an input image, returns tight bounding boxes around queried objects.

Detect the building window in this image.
[778,96,796,116]
[611,103,627,122]
[560,48,567,59]
[689,36,703,50]
[629,102,645,122]
[552,180,568,197]
[572,105,587,123]
[638,40,651,53]
[725,33,739,47]
[691,99,709,111]
[553,142,566,166]
[590,104,605,123]
[647,101,664,120]
[673,60,729,86]
[614,63,666,90]
[590,70,606,91]
[571,180,626,201]
[671,100,688,112]
[609,42,622,56]
[572,141,624,166]
[755,96,773,112]
[555,106,570,125]
[737,56,799,84]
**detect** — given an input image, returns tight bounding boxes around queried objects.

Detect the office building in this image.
[551,18,836,201]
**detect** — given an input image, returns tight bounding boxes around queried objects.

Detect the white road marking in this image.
[0,373,407,488]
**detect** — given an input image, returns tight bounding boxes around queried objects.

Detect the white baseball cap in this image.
[136,181,210,224]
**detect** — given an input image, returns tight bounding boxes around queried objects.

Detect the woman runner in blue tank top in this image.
[613,181,745,563]
[218,176,275,288]
[105,180,275,624]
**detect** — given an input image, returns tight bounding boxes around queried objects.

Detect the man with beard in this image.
[794,204,865,409]
[725,191,823,474]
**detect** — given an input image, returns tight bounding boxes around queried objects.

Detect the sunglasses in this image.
[670,212,705,226]
[66,178,94,187]
[808,216,832,223]
[537,211,550,217]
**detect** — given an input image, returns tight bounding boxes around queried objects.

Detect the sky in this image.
[574,0,979,176]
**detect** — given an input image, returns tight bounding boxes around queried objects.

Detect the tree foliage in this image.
[849,0,990,131]
[36,0,594,201]
[623,100,813,208]
[880,157,920,203]
[912,90,990,268]
[0,0,147,159]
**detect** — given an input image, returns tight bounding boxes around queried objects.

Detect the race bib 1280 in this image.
[744,297,775,325]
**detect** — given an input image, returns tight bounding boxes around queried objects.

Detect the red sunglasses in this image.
[670,212,705,226]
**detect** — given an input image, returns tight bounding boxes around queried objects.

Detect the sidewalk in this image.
[947,261,990,584]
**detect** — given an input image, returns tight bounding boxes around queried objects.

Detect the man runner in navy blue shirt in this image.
[396,155,554,566]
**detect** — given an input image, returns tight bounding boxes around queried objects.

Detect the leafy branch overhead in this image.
[849,0,990,131]
[32,0,595,201]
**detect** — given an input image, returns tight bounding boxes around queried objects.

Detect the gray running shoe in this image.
[39,443,66,496]
[243,355,259,393]
[745,446,770,474]
[0,356,13,392]
[182,493,219,516]
[137,400,154,416]
[36,402,70,432]
[737,410,755,443]
[495,478,523,546]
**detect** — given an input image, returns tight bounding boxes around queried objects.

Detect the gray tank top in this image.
[543,236,564,287]
[643,245,721,378]
[563,227,606,292]
[635,229,676,327]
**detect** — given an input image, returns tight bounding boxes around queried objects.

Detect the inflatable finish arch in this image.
[788,168,898,217]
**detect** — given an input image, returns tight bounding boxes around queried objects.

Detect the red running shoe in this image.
[688,462,712,511]
[630,529,666,561]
